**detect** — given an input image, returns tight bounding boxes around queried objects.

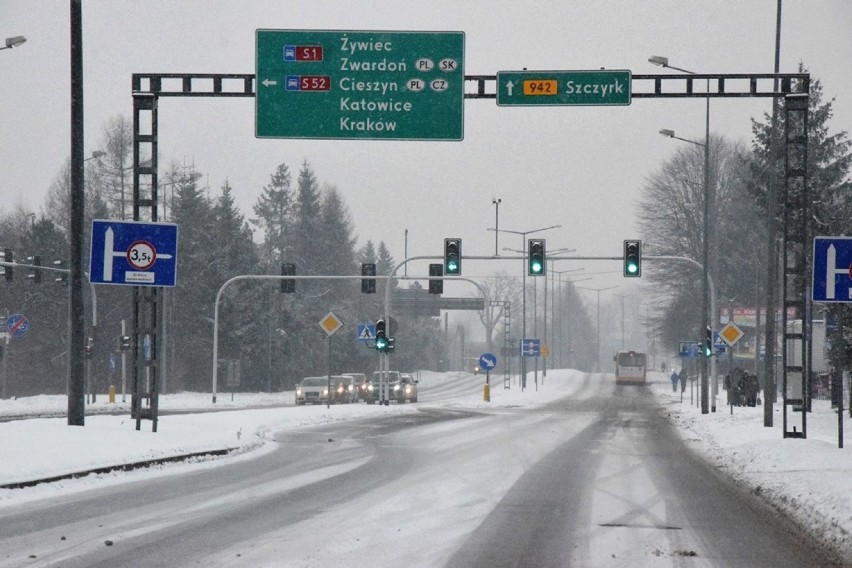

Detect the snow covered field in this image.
[1,370,850,561]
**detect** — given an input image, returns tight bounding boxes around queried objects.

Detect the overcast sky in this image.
[1,1,850,306]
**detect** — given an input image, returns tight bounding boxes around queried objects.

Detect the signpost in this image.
[319,312,343,409]
[256,29,465,140]
[496,70,631,106]
[479,352,497,402]
[89,220,178,287]
[812,236,848,448]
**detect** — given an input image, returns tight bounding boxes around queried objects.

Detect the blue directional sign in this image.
[713,332,727,353]
[478,353,497,371]
[678,340,701,357]
[520,338,541,357]
[813,237,852,303]
[89,220,178,287]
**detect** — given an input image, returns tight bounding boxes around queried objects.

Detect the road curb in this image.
[0,447,239,490]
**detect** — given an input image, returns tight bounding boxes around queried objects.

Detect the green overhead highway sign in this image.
[496,70,631,106]
[256,29,465,140]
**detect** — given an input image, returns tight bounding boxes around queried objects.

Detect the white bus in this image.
[614,350,647,385]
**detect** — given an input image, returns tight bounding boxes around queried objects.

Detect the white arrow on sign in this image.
[262,78,277,88]
[506,80,515,97]
[824,244,852,300]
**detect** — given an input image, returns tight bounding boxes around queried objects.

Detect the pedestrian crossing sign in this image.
[357,323,376,342]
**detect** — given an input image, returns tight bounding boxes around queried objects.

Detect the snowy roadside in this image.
[0,371,576,501]
[648,371,852,562]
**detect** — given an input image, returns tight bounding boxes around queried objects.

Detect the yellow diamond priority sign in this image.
[318,312,343,337]
[719,321,744,347]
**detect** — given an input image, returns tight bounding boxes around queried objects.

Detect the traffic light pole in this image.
[210,254,716,408]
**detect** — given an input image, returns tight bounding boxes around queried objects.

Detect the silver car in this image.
[295,376,329,405]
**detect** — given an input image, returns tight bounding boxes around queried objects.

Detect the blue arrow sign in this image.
[89,219,178,287]
[478,353,497,371]
[520,338,541,357]
[813,237,852,303]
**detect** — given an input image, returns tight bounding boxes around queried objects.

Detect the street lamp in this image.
[550,266,585,369]
[577,285,618,373]
[490,224,561,389]
[492,198,502,256]
[651,54,713,414]
[0,36,26,50]
[84,150,106,162]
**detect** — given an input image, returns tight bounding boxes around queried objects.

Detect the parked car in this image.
[295,376,329,405]
[394,374,418,403]
[366,370,401,404]
[330,375,357,404]
[342,372,369,402]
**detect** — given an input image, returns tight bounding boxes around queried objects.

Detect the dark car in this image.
[330,375,356,404]
[366,370,400,405]
[342,372,369,402]
[394,374,418,403]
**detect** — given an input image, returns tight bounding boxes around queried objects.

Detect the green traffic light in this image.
[447,258,458,273]
[375,336,387,351]
[531,260,542,274]
[627,262,638,274]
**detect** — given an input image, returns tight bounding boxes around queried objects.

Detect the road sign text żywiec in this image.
[256,29,465,140]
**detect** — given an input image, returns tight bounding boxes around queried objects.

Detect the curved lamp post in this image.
[651,54,714,414]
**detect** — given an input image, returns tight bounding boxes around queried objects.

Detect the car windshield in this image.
[300,377,327,387]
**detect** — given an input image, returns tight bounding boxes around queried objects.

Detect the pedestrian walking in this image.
[671,370,680,392]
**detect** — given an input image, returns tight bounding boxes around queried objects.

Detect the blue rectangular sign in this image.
[520,338,541,357]
[813,236,852,303]
[89,220,178,287]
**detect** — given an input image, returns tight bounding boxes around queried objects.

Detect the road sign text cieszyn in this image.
[256,30,465,140]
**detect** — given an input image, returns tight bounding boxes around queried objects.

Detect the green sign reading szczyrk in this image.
[496,70,632,106]
[256,29,465,140]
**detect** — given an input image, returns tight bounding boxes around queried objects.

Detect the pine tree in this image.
[252,161,294,268]
[749,67,852,373]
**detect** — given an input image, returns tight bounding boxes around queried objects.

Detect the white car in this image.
[295,376,329,405]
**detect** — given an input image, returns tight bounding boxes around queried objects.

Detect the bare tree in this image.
[476,272,523,353]
[637,134,756,348]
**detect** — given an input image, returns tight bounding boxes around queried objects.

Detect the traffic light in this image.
[528,239,545,276]
[428,263,443,294]
[84,336,94,358]
[704,326,713,357]
[623,240,641,277]
[280,263,295,293]
[54,259,68,284]
[29,255,42,284]
[375,318,388,352]
[361,263,376,294]
[3,249,11,281]
[444,238,461,275]
[119,335,131,351]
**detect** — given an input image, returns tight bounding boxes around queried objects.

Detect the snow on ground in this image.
[1,369,851,560]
